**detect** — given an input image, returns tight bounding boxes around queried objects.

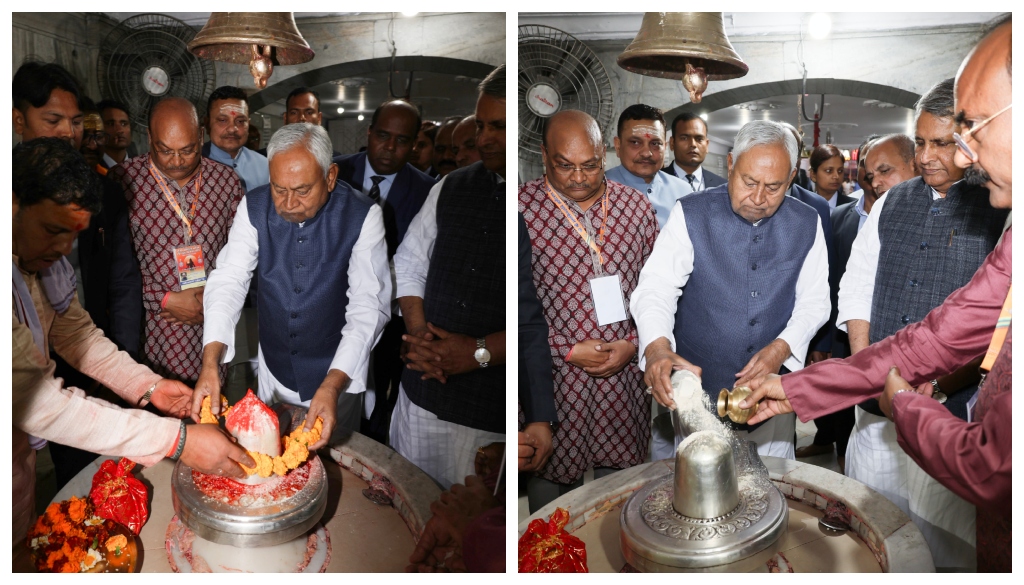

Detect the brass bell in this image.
[617,12,748,103]
[188,12,315,89]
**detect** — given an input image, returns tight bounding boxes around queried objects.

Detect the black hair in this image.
[809,144,846,172]
[13,61,82,113]
[286,87,320,112]
[479,64,505,98]
[617,103,665,138]
[206,85,249,118]
[670,111,708,137]
[96,98,131,121]
[421,121,440,143]
[369,100,422,134]
[13,137,102,213]
[79,96,97,114]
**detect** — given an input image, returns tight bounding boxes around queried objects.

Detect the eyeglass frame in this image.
[952,102,1011,161]
[82,131,106,145]
[549,160,604,177]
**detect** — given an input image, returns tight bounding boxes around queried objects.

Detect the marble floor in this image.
[517,416,842,524]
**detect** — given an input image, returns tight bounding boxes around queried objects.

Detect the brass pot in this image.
[717,386,758,424]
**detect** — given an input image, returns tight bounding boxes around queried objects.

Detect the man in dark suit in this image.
[334,100,434,444]
[662,111,726,192]
[518,213,557,472]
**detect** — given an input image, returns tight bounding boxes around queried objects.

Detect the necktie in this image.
[368,175,385,202]
[367,175,398,256]
[685,174,696,190]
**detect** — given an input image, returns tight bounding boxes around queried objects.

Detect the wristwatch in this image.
[474,338,491,368]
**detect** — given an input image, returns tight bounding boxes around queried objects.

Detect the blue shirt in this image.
[361,157,397,202]
[208,143,269,193]
[605,165,689,229]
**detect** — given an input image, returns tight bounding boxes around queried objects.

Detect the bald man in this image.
[742,15,1013,571]
[518,109,659,512]
[111,97,245,383]
[452,115,481,169]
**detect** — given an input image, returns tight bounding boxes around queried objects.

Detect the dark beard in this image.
[964,165,990,186]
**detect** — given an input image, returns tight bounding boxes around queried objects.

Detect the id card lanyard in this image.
[543,179,626,326]
[149,161,202,245]
[968,284,1011,422]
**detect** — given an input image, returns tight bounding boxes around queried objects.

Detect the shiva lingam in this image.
[620,373,788,572]
[167,394,330,572]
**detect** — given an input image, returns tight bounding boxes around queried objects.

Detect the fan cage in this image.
[98,13,216,129]
[518,24,614,162]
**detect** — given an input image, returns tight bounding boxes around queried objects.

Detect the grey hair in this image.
[914,78,955,122]
[479,64,505,98]
[267,123,334,179]
[732,120,798,171]
[874,133,916,163]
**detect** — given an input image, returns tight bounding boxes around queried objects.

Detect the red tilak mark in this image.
[645,133,652,139]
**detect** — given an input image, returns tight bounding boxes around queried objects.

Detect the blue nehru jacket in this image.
[605,165,689,229]
[672,185,817,429]
[245,179,373,401]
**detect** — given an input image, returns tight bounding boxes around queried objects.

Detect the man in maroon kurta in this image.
[112,98,243,383]
[743,17,1011,571]
[519,110,658,513]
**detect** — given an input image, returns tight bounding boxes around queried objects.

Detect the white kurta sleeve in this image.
[776,215,831,372]
[394,177,445,299]
[328,204,392,393]
[630,204,695,370]
[836,193,888,332]
[203,196,259,364]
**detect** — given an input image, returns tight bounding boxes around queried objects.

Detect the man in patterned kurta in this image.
[111,98,243,383]
[519,110,658,513]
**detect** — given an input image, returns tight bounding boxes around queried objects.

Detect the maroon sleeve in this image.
[783,229,1011,421]
[892,390,1011,515]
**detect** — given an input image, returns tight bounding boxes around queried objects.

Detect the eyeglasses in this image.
[551,162,603,177]
[155,145,200,159]
[953,103,1011,161]
[82,132,105,145]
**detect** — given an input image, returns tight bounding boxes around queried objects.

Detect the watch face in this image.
[474,347,492,363]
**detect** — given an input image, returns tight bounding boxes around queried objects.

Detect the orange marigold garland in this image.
[27,496,118,573]
[517,507,588,572]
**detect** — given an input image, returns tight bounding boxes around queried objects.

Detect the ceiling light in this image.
[402,12,419,17]
[699,113,708,121]
[337,107,345,114]
[358,114,365,121]
[808,13,831,40]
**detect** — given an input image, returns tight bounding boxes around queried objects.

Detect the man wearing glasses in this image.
[742,14,1012,572]
[111,97,245,384]
[518,109,659,512]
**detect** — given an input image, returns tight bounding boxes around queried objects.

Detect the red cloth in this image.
[783,228,1011,571]
[518,178,658,484]
[111,156,243,382]
[89,458,149,535]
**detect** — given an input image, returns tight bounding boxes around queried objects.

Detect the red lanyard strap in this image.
[149,161,202,242]
[543,178,608,266]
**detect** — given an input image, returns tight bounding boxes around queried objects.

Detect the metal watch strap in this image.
[139,382,157,406]
[476,337,489,368]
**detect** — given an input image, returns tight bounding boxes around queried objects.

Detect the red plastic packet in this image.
[89,458,149,535]
[517,507,588,572]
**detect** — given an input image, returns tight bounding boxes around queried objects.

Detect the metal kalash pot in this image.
[620,377,787,571]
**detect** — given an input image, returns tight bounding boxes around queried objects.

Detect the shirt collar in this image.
[102,153,118,168]
[854,192,870,217]
[209,142,243,163]
[673,162,703,182]
[610,165,660,190]
[363,157,397,186]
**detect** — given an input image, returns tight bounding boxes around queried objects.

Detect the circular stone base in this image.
[620,470,788,571]
[165,515,331,573]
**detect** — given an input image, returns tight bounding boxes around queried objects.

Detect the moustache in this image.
[633,158,657,165]
[964,165,990,186]
[566,181,591,190]
[438,158,457,168]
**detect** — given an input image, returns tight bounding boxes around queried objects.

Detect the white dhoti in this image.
[673,411,796,459]
[905,452,977,571]
[390,387,505,489]
[845,407,909,514]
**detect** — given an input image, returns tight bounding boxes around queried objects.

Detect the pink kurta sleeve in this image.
[13,303,179,467]
[890,387,1011,514]
[783,228,1011,419]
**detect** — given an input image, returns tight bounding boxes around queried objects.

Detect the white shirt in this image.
[203,196,392,399]
[630,203,830,373]
[673,163,705,195]
[361,157,397,202]
[837,185,944,331]
[394,172,506,299]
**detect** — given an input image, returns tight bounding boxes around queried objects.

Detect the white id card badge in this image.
[590,274,627,326]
